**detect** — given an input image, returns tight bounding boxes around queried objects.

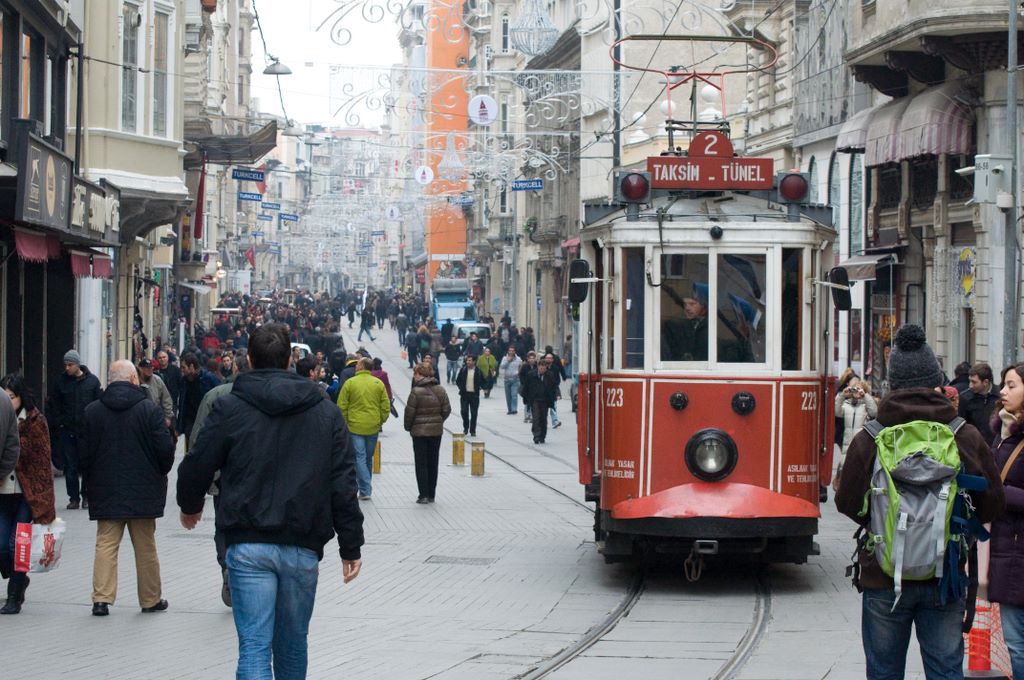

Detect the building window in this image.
[238,27,245,57]
[807,156,818,203]
[878,163,901,210]
[501,14,509,53]
[153,12,169,137]
[500,97,508,135]
[237,74,246,108]
[499,187,507,213]
[121,4,140,132]
[828,152,841,231]
[20,30,43,122]
[849,153,864,255]
[910,157,938,210]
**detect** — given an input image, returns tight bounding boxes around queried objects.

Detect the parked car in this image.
[291,342,312,359]
[452,322,492,347]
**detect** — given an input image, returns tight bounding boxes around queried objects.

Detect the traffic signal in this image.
[774,172,810,205]
[615,171,651,204]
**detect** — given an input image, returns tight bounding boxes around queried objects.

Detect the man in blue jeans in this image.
[177,323,364,680]
[498,346,522,415]
[835,324,1003,680]
[337,357,390,500]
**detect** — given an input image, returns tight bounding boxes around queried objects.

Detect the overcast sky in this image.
[249,0,403,128]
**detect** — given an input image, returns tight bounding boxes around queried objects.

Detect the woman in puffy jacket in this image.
[404,363,451,505]
[0,374,54,615]
[988,363,1024,679]
[832,372,877,491]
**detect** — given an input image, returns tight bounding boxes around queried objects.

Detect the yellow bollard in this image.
[373,440,381,474]
[471,441,485,476]
[452,432,465,465]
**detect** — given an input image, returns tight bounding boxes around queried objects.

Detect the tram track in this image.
[344,328,772,679]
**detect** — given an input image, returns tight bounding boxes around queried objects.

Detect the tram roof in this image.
[582,192,834,245]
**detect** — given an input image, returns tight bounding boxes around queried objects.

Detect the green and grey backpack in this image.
[859,417,966,608]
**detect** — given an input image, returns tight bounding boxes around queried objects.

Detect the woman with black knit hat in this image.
[835,325,1005,678]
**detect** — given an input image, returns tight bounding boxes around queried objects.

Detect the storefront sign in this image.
[280,213,299,221]
[71,177,107,234]
[511,179,543,191]
[261,202,280,211]
[232,168,265,182]
[16,132,71,230]
[238,191,262,201]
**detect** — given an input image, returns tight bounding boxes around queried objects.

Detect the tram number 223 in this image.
[800,390,818,411]
[605,387,624,408]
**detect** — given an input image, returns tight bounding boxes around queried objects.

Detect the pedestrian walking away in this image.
[984,364,1024,679]
[178,323,364,680]
[456,355,483,437]
[337,357,390,500]
[81,360,176,616]
[444,336,461,384]
[478,347,497,398]
[405,363,451,504]
[51,349,102,509]
[499,347,523,415]
[0,374,49,615]
[835,325,1004,680]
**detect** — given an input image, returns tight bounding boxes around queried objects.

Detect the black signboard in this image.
[15,129,71,231]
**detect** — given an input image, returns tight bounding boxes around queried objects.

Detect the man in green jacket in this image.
[477,346,498,398]
[337,357,390,500]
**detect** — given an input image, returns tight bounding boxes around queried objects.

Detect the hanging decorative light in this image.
[509,0,559,57]
[436,133,466,182]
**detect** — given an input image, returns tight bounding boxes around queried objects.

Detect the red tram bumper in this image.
[599,483,819,564]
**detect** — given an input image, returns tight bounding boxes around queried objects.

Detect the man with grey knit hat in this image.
[836,324,1005,678]
[51,349,102,509]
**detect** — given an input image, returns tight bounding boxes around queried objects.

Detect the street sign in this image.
[280,213,299,221]
[371,230,386,236]
[257,214,273,222]
[468,94,499,126]
[261,202,280,211]
[252,231,264,237]
[447,194,474,206]
[238,191,263,201]
[647,130,773,191]
[512,179,543,191]
[232,168,265,182]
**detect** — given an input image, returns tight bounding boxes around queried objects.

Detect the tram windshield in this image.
[659,252,768,365]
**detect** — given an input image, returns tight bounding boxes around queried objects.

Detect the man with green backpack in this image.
[836,324,1004,679]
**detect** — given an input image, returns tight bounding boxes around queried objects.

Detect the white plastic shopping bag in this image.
[13,518,66,573]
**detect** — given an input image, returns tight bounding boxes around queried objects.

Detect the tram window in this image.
[781,249,802,370]
[623,248,645,368]
[660,254,709,361]
[717,254,767,363]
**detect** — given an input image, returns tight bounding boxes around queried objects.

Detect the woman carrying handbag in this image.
[987,363,1024,678]
[0,374,55,615]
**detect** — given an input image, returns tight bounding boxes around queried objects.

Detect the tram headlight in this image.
[685,429,738,482]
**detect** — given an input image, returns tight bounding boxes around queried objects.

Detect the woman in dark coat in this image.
[404,363,451,504]
[0,374,54,615]
[988,363,1024,678]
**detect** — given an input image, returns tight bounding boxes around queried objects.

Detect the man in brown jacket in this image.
[836,324,1004,679]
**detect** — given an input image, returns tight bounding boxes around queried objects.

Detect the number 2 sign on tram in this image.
[647,131,774,191]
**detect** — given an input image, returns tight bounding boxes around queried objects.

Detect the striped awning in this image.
[864,98,911,167]
[898,83,974,160]
[836,105,879,153]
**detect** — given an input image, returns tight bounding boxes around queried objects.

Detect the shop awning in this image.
[14,228,49,262]
[561,237,581,249]
[407,252,428,268]
[92,254,113,279]
[69,250,92,278]
[183,120,278,170]
[898,83,974,160]
[864,98,912,167]
[180,281,213,295]
[836,105,879,153]
[838,252,898,281]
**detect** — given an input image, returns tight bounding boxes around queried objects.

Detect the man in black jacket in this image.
[456,354,483,436]
[52,349,103,509]
[522,358,560,444]
[958,361,1000,444]
[177,324,363,678]
[81,360,175,616]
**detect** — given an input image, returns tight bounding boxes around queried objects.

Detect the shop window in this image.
[910,157,937,210]
[622,248,645,369]
[877,163,901,210]
[660,254,709,362]
[849,153,864,255]
[121,4,140,132]
[717,254,767,363]
[153,11,169,137]
[781,249,802,370]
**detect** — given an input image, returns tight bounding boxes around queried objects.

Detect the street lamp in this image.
[263,56,292,76]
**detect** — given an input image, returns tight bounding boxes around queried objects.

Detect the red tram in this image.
[572,136,848,568]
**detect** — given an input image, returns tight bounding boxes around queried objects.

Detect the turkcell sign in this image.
[371,230,386,236]
[647,156,774,191]
[279,212,299,221]
[261,202,281,211]
[257,214,273,222]
[232,168,265,182]
[238,191,263,201]
[511,179,543,191]
[252,231,264,237]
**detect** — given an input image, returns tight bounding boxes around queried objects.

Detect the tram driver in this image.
[661,282,709,362]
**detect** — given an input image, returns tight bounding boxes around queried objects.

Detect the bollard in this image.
[452,432,465,465]
[373,440,381,474]
[967,603,992,672]
[471,441,485,476]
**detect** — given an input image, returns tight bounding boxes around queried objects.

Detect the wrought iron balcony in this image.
[529,215,566,243]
